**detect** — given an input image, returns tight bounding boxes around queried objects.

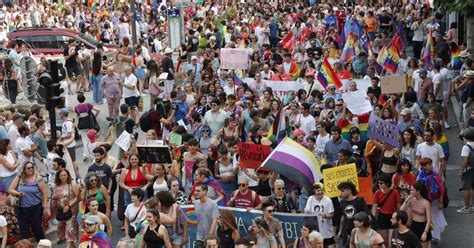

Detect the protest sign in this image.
[137,145,172,164]
[358,177,374,205]
[323,163,359,198]
[169,133,182,146]
[342,90,373,115]
[243,78,304,97]
[381,74,407,94]
[340,78,372,93]
[368,114,400,147]
[220,48,249,69]
[115,131,131,151]
[237,142,272,169]
[182,205,317,248]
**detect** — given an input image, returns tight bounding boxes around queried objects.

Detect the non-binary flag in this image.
[317,58,343,89]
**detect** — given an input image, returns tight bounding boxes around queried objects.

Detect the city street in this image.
[48,91,474,247]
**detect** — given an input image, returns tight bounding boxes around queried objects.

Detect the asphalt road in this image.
[47,89,474,247]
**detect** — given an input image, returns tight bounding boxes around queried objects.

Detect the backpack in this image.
[116,117,128,137]
[139,111,151,132]
[465,144,474,169]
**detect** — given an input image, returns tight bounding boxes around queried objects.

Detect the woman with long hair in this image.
[119,154,150,207]
[168,178,187,205]
[133,46,147,95]
[214,118,239,146]
[416,158,447,245]
[147,61,160,107]
[81,172,110,217]
[392,159,417,201]
[349,212,384,248]
[432,123,449,160]
[1,58,20,104]
[155,191,188,248]
[139,209,172,248]
[401,181,432,248]
[214,147,237,201]
[184,83,197,108]
[51,168,80,247]
[217,209,240,247]
[192,96,211,118]
[8,162,49,242]
[400,128,418,168]
[91,51,104,104]
[0,139,19,193]
[253,219,277,248]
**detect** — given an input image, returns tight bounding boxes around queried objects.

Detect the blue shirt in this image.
[0,125,7,139]
[397,119,422,134]
[352,59,369,77]
[18,179,42,208]
[174,101,189,125]
[323,138,352,164]
[269,23,279,38]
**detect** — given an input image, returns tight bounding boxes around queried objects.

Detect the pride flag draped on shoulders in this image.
[260,137,321,194]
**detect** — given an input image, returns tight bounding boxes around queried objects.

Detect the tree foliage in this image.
[434,0,474,17]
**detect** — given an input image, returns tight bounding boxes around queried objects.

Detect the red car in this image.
[7,28,116,55]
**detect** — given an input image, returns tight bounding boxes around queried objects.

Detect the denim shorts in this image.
[171,233,184,245]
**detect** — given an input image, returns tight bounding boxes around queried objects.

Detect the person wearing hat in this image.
[459,70,474,125]
[458,127,474,214]
[79,215,113,248]
[416,68,433,107]
[397,108,422,134]
[323,84,342,101]
[161,47,175,99]
[185,55,202,86]
[37,239,52,248]
[304,183,336,247]
[352,52,369,77]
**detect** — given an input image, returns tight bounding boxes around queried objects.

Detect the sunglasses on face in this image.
[26,166,33,170]
[238,184,247,187]
[277,187,285,190]
[266,209,274,213]
[90,179,97,182]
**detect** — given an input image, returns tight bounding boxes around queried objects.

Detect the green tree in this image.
[434,0,474,53]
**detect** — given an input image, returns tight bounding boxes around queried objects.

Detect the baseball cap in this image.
[400,108,411,116]
[38,239,52,247]
[85,215,100,225]
[59,108,69,116]
[191,55,197,60]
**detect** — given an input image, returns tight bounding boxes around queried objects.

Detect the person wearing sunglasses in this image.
[270,179,296,213]
[252,219,277,248]
[227,178,262,211]
[252,202,285,248]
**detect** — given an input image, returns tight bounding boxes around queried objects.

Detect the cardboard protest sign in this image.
[368,114,400,147]
[169,133,182,146]
[137,145,172,164]
[323,163,359,198]
[342,90,373,115]
[220,48,249,69]
[358,177,374,205]
[237,142,272,169]
[381,74,407,94]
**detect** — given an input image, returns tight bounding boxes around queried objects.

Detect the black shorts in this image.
[324,237,335,246]
[67,146,76,162]
[377,212,393,229]
[66,66,81,79]
[411,220,432,241]
[461,169,474,190]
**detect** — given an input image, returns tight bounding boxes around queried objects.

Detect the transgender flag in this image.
[260,137,321,194]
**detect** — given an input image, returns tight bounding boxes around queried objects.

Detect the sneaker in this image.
[456,207,471,214]
[470,206,474,212]
[444,122,450,129]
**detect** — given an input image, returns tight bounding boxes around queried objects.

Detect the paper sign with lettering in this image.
[340,78,372,93]
[182,205,317,248]
[358,177,374,205]
[323,163,359,198]
[381,74,407,94]
[341,90,373,115]
[169,133,182,146]
[137,145,172,164]
[220,48,249,69]
[368,114,400,147]
[115,131,131,151]
[243,78,304,97]
[237,142,272,169]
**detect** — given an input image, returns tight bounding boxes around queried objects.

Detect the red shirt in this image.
[231,189,261,209]
[374,189,401,214]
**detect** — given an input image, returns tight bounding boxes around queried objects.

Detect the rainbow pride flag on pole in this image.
[317,58,343,89]
[260,137,321,194]
[377,29,403,74]
[340,33,359,65]
[451,46,462,70]
[422,30,435,68]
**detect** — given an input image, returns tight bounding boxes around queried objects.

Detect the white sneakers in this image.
[444,122,450,129]
[456,206,471,214]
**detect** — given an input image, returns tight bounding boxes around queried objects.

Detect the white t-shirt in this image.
[0,151,17,177]
[123,74,140,98]
[304,195,334,239]
[0,215,6,238]
[297,114,316,139]
[8,124,19,154]
[461,142,474,172]
[15,136,34,166]
[432,72,445,100]
[124,204,147,228]
[61,119,76,148]
[315,134,331,161]
[260,70,274,80]
[416,142,444,172]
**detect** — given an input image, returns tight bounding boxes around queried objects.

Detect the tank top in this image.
[125,167,147,187]
[153,177,169,195]
[217,226,234,247]
[143,224,165,247]
[222,128,236,143]
[18,178,42,208]
[86,188,105,204]
[381,150,398,174]
[186,94,196,106]
[256,179,272,197]
[354,228,376,248]
[218,162,234,177]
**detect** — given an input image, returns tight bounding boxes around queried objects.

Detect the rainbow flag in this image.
[435,134,449,159]
[267,106,287,145]
[232,70,243,86]
[422,30,435,68]
[451,46,462,70]
[88,0,98,11]
[317,58,343,89]
[260,137,321,194]
[340,33,360,65]
[79,231,113,248]
[76,200,87,225]
[377,30,403,74]
[289,62,300,80]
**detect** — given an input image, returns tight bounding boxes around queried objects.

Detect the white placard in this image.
[243,78,304,98]
[115,131,131,151]
[220,48,249,69]
[342,90,373,115]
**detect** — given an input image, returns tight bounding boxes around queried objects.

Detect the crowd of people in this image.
[0,0,473,247]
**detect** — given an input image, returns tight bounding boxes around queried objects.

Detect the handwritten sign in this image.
[342,90,373,115]
[368,114,400,147]
[137,145,172,164]
[358,177,374,205]
[115,131,131,151]
[243,78,304,98]
[237,142,272,169]
[381,74,407,94]
[322,163,359,198]
[220,48,249,69]
[169,133,182,146]
[340,78,372,93]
